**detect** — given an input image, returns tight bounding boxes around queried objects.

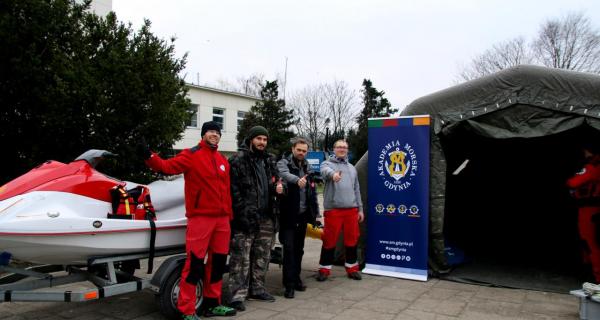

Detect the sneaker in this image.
[248,292,276,302]
[228,300,246,312]
[202,305,237,317]
[316,271,328,282]
[347,271,362,280]
[182,314,200,320]
[583,282,600,296]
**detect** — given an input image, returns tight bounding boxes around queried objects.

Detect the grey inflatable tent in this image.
[395,65,600,278]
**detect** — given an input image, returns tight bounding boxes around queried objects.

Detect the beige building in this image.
[174,84,261,157]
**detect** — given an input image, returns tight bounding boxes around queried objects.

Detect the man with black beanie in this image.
[226,126,283,311]
[139,121,235,319]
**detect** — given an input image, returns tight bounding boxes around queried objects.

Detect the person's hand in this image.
[297,175,307,188]
[313,220,323,228]
[332,171,342,182]
[136,138,152,160]
[358,211,364,223]
[276,178,284,194]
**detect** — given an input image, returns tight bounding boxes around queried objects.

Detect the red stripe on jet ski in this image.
[0,225,186,236]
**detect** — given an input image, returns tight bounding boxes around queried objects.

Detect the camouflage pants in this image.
[227,217,274,303]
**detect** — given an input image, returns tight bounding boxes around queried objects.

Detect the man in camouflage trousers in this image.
[226,126,283,312]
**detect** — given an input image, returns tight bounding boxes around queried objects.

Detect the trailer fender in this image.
[150,254,186,293]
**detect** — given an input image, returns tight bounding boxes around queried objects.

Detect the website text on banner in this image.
[363,116,430,281]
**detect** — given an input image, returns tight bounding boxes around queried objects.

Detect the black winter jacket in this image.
[277,154,319,229]
[229,143,280,233]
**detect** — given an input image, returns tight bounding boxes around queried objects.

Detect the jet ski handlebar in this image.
[74,149,118,168]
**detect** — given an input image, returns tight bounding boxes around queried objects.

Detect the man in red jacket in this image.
[567,147,600,283]
[141,121,236,320]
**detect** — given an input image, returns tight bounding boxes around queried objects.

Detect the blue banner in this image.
[363,116,430,281]
[306,151,326,173]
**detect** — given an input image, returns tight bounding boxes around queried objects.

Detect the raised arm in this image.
[320,160,336,180]
[567,164,600,189]
[145,150,192,176]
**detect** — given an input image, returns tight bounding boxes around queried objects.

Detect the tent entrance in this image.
[442,125,600,292]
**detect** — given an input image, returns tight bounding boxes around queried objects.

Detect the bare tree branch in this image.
[209,73,267,97]
[287,84,328,148]
[458,37,532,81]
[288,80,358,149]
[533,12,600,73]
[324,80,358,134]
[234,73,265,97]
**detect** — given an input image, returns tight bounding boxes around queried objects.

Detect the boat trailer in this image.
[0,247,195,319]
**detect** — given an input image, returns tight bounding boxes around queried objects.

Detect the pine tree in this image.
[347,79,398,162]
[236,80,295,157]
[0,0,190,183]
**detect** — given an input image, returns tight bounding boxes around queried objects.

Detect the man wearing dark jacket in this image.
[141,121,236,320]
[226,126,282,311]
[277,138,319,298]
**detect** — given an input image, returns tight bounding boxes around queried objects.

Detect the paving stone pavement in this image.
[0,237,582,320]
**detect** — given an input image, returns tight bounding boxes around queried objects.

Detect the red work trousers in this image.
[319,208,360,274]
[578,207,600,283]
[178,215,230,316]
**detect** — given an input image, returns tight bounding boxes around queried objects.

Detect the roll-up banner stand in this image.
[363,115,430,281]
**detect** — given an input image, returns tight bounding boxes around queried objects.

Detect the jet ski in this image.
[0,150,186,265]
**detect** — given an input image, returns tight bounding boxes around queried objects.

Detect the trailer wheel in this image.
[156,265,203,319]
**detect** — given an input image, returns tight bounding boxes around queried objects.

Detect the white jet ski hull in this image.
[0,178,188,265]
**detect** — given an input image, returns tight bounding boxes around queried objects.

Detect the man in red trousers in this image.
[567,146,600,283]
[317,139,364,281]
[140,121,236,320]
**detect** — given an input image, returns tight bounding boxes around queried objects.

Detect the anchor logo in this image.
[385,148,410,181]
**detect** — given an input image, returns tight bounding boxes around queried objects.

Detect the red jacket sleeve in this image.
[145,150,192,175]
[567,164,600,189]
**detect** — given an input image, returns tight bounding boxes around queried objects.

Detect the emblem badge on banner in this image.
[363,116,430,281]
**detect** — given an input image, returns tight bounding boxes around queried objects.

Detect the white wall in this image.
[173,85,260,156]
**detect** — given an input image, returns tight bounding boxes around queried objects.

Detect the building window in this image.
[237,111,246,131]
[187,104,199,127]
[213,107,224,129]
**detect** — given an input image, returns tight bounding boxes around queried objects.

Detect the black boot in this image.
[294,281,307,291]
[284,287,295,299]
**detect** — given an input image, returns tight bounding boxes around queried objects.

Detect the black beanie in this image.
[247,126,269,140]
[201,121,222,136]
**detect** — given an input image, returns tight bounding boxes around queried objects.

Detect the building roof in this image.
[185,83,262,101]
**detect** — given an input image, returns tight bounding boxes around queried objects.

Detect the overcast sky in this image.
[113,0,600,112]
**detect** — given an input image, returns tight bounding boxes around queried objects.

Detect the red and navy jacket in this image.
[567,156,600,206]
[145,139,232,219]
